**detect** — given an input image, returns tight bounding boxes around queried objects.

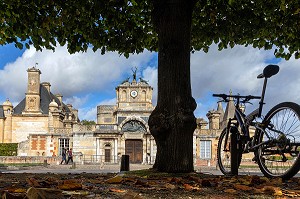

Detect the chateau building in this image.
[0,66,79,157]
[72,70,155,164]
[0,66,238,166]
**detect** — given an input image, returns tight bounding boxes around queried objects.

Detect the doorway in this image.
[125,139,143,163]
[104,143,111,162]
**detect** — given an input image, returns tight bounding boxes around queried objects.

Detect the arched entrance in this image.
[122,120,146,163]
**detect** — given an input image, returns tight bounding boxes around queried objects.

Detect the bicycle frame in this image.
[224,73,270,147]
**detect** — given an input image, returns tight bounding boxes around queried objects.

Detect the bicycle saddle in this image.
[257,64,280,78]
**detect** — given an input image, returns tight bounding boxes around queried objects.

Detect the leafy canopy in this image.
[81,120,96,125]
[1,0,300,59]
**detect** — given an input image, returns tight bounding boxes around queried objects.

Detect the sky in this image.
[0,43,300,122]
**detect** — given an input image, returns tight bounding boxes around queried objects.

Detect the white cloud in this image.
[98,98,117,105]
[78,107,97,122]
[0,46,156,120]
[1,44,300,122]
[142,66,158,105]
[64,95,89,109]
[190,44,300,118]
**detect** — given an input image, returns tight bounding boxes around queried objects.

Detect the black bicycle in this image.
[213,64,300,180]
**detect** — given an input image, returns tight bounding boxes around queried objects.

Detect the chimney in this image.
[41,82,51,93]
[206,110,220,130]
[55,94,63,106]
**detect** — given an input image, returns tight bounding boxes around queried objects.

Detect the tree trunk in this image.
[149,0,197,172]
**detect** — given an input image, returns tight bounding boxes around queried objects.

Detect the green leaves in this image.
[1,0,300,60]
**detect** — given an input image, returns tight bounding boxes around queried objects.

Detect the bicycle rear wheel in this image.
[256,102,300,180]
[217,127,242,175]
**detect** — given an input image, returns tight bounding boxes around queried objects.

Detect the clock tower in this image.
[96,68,155,164]
[115,70,153,111]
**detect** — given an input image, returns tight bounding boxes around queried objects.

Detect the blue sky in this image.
[1,44,300,122]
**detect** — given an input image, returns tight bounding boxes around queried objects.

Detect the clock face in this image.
[130,90,138,98]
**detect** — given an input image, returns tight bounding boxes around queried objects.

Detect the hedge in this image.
[0,143,18,156]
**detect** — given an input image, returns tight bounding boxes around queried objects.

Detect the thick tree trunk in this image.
[149,0,197,172]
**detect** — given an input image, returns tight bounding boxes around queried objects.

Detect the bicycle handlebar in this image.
[212,94,261,103]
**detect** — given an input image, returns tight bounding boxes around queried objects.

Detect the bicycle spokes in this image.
[256,103,300,179]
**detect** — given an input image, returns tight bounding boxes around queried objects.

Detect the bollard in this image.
[43,159,47,167]
[71,162,76,169]
[120,155,129,172]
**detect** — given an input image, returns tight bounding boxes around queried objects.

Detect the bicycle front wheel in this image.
[256,102,300,180]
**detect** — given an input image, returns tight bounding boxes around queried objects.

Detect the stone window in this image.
[200,140,211,159]
[59,138,70,156]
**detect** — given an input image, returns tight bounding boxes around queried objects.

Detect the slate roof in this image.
[13,84,71,115]
[98,105,116,112]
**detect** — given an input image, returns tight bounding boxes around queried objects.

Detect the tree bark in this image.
[149,0,197,172]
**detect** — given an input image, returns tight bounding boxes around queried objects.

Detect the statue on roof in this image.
[139,77,149,84]
[131,66,137,81]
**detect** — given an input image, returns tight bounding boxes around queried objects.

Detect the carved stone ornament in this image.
[121,120,146,132]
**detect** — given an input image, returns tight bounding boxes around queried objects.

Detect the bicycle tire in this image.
[256,102,300,180]
[217,127,242,175]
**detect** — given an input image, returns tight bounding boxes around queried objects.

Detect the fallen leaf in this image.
[106,175,123,184]
[26,187,64,199]
[273,189,283,196]
[253,188,264,194]
[182,183,200,191]
[26,178,41,187]
[62,190,91,195]
[183,183,193,191]
[263,186,282,195]
[57,180,82,190]
[109,188,126,193]
[224,189,237,194]
[165,183,176,190]
[135,179,148,186]
[13,188,27,193]
[233,184,253,191]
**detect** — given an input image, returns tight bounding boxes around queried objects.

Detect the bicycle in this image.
[213,64,300,180]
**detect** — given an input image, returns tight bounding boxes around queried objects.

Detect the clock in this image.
[130,90,138,98]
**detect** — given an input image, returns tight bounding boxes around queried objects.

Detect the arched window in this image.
[141,90,146,101]
[121,90,127,101]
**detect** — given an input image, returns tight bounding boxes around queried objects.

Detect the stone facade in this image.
[0,66,78,157]
[72,71,155,164]
[0,66,243,166]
